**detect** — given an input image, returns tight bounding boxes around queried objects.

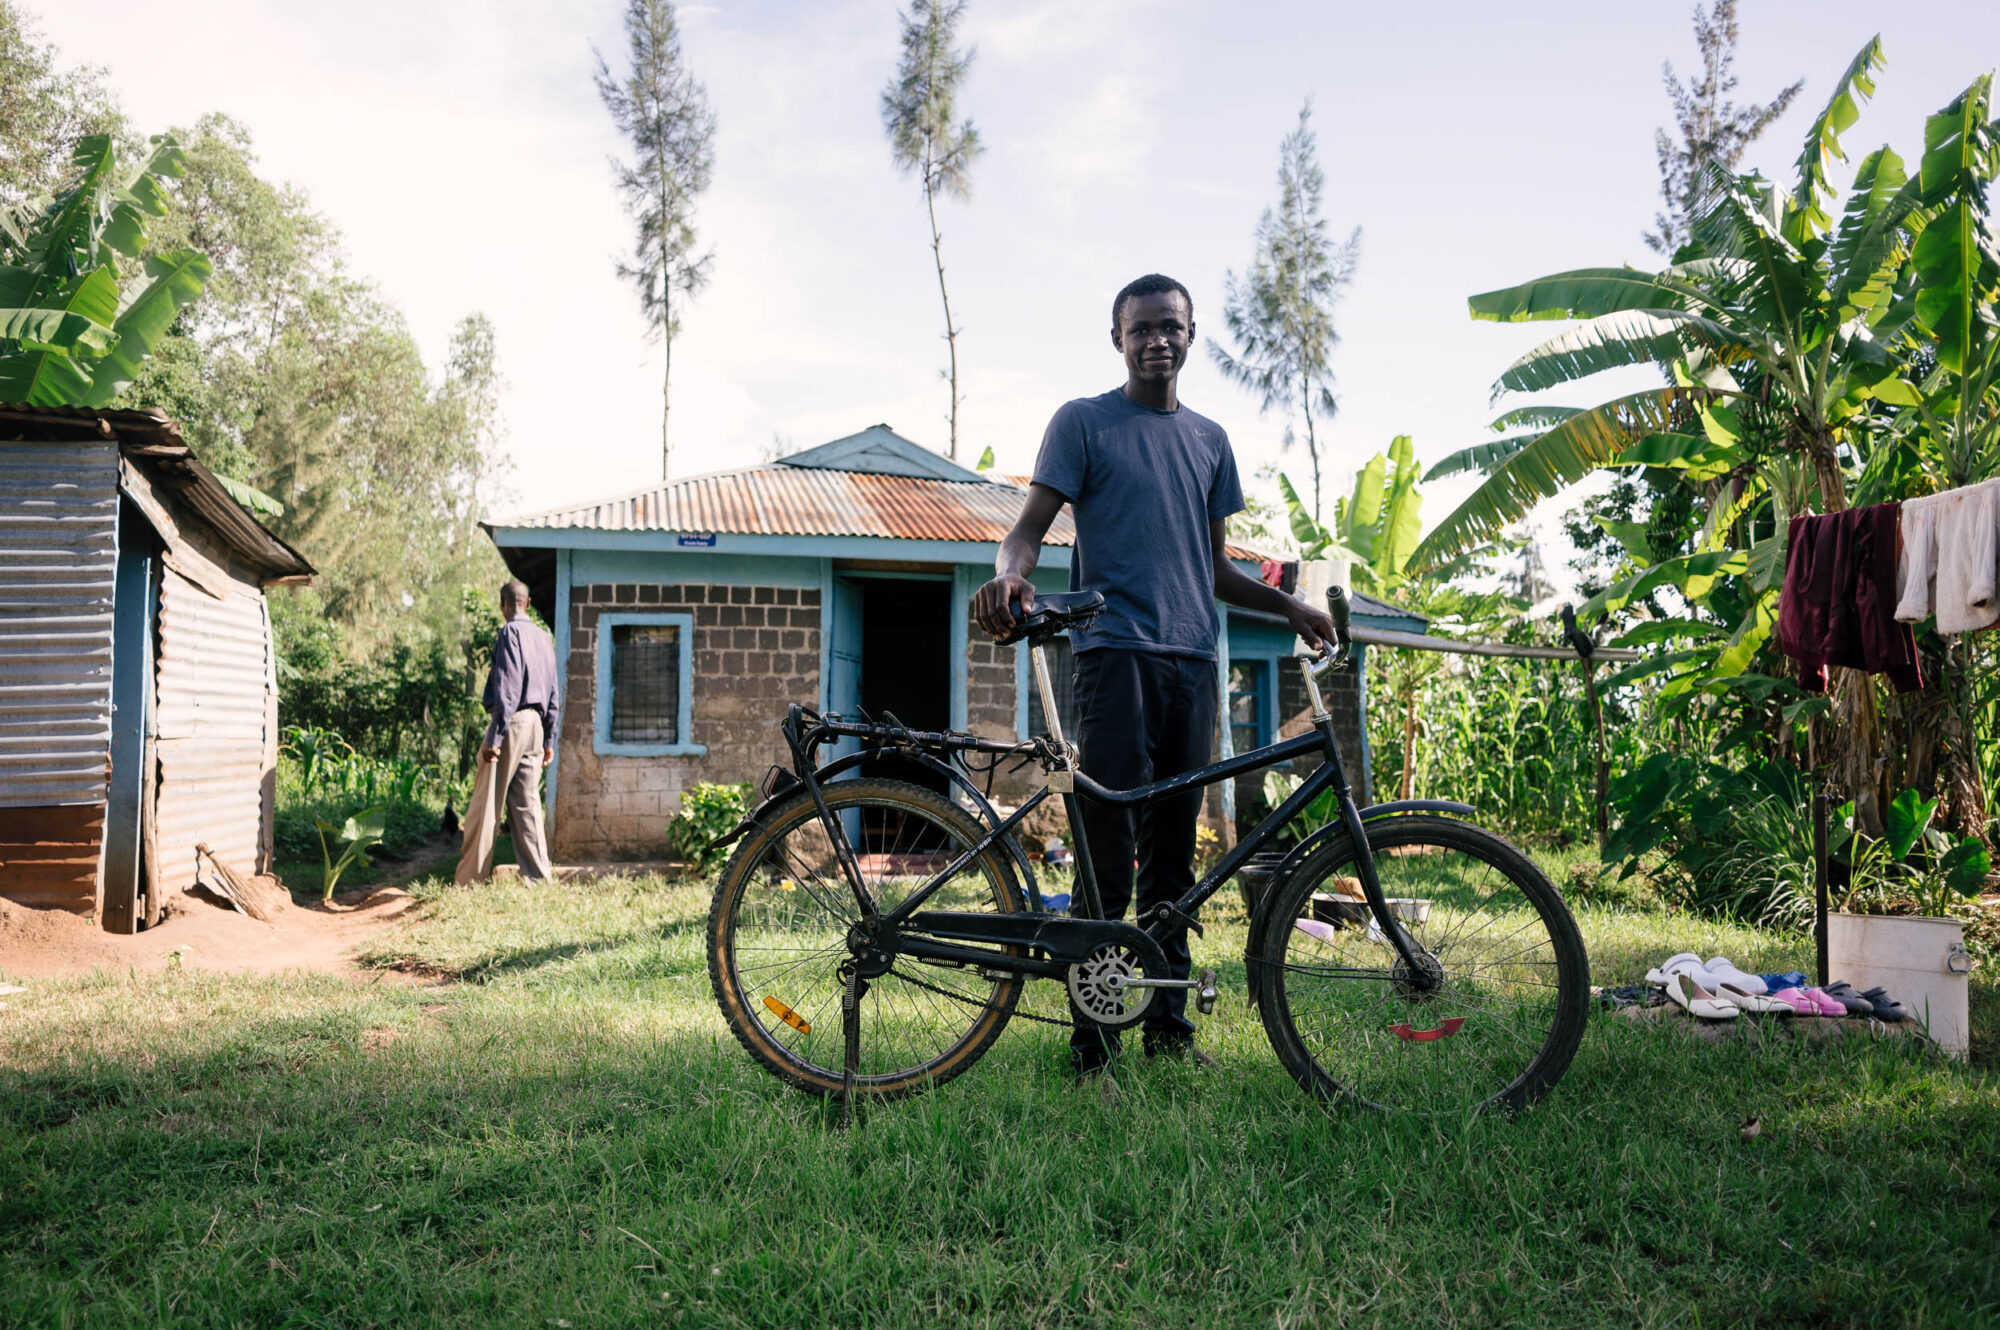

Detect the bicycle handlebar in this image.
[1325,584,1352,649]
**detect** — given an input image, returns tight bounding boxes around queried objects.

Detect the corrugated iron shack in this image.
[0,406,312,930]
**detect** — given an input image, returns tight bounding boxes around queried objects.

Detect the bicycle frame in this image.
[779,636,1447,984]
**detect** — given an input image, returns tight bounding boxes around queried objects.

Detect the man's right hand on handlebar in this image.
[974,573,1036,640]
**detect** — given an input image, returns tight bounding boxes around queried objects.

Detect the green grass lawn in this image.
[2,866,1995,1327]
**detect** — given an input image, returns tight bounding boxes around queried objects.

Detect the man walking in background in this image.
[457,580,559,884]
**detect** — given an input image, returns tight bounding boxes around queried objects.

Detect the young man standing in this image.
[973,274,1336,1088]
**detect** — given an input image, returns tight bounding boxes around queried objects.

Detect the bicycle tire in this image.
[1252,815,1589,1114]
[708,777,1026,1099]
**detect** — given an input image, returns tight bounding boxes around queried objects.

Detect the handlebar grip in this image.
[1325,584,1353,646]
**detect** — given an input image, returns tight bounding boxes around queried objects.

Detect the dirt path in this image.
[0,882,418,982]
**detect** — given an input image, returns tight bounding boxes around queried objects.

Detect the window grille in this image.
[1025,638,1076,738]
[610,623,681,744]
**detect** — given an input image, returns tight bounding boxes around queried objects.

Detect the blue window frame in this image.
[594,611,706,756]
[1228,659,1270,755]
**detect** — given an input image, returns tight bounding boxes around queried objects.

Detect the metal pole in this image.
[1810,721,1829,987]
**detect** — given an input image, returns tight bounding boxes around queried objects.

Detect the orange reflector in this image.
[764,996,811,1034]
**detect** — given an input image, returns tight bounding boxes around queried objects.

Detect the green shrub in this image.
[666,782,753,869]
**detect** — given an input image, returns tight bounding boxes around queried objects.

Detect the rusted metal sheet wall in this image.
[153,568,272,891]
[0,441,118,911]
[0,439,119,806]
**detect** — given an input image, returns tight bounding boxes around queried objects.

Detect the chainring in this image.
[1066,943,1157,1029]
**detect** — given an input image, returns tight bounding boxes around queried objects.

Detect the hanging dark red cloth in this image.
[1775,503,1923,694]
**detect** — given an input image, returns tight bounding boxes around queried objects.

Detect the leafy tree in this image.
[595,0,716,482]
[0,1,122,206]
[120,116,508,654]
[1210,101,1359,524]
[0,132,210,406]
[1644,0,1804,256]
[882,0,982,461]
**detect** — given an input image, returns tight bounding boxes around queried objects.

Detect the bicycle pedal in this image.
[1195,967,1218,1015]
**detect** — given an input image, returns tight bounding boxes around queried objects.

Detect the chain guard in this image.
[1066,943,1158,1029]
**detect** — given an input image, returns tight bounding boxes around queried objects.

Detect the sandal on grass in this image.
[1705,958,1768,994]
[1800,987,1848,1017]
[1664,971,1738,1021]
[1717,982,1792,1015]
[1820,982,1879,1017]
[1645,953,1705,985]
[1766,988,1816,1016]
[1858,987,1908,1022]
[1759,971,1808,991]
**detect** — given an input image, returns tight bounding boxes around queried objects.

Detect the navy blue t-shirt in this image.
[1031,388,1244,658]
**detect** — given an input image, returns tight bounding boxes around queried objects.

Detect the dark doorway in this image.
[856,577,951,796]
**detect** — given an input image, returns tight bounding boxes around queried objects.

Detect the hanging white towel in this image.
[1896,477,2000,633]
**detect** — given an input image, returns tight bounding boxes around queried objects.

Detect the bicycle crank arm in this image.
[1108,967,1220,1014]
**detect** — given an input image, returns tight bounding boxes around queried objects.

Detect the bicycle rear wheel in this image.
[1253,816,1588,1114]
[708,777,1025,1099]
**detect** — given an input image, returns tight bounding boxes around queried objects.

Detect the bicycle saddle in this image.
[997,590,1106,645]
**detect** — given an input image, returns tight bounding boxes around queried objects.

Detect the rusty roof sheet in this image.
[0,404,314,582]
[494,466,1273,560]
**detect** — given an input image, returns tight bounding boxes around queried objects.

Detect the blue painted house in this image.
[484,426,1422,860]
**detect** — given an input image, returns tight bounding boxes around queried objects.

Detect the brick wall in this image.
[555,583,820,859]
[1273,646,1372,806]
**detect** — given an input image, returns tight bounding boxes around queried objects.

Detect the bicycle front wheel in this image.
[1253,816,1588,1114]
[708,777,1026,1099]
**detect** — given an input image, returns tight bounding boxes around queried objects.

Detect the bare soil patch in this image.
[0,880,417,982]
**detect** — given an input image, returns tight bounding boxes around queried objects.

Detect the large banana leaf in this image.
[1468,268,1681,323]
[1911,75,1999,375]
[1692,178,1815,356]
[100,136,186,258]
[1827,147,1921,319]
[23,136,117,288]
[0,265,120,405]
[1409,387,1692,570]
[1578,548,1749,619]
[1374,434,1423,580]
[1424,432,1536,481]
[1488,404,1581,432]
[1789,35,1887,243]
[83,249,211,408]
[0,264,117,354]
[1491,308,1741,399]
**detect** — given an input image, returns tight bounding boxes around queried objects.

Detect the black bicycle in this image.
[705,587,1589,1116]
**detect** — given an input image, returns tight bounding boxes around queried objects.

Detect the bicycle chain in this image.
[888,966,1073,1027]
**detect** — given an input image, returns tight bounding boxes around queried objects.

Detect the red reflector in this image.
[1388,1017,1465,1043]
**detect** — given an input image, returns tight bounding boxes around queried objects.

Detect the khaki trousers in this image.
[456,709,552,883]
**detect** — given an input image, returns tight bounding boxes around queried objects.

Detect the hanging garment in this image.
[1776,503,1924,694]
[1894,477,2000,634]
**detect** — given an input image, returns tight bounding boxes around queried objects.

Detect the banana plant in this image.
[1278,434,1424,595]
[1410,36,1920,574]
[0,133,211,407]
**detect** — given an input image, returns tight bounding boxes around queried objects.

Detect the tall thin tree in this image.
[1643,0,1802,256]
[595,0,715,482]
[1208,101,1359,524]
[882,0,981,460]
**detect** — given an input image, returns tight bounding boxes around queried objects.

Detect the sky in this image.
[34,0,2000,583]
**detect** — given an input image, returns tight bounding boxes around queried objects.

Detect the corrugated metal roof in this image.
[0,439,117,808]
[496,466,1273,561]
[0,404,314,582]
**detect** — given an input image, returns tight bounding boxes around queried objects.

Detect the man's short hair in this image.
[499,579,530,609]
[1112,273,1193,329]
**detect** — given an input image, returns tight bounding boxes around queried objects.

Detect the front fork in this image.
[1298,652,1434,984]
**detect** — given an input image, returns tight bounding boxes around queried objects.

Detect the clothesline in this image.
[1351,624,1642,662]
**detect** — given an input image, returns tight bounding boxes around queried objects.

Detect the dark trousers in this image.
[1069,649,1218,1069]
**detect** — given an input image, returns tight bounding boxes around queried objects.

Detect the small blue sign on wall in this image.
[675,532,717,547]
